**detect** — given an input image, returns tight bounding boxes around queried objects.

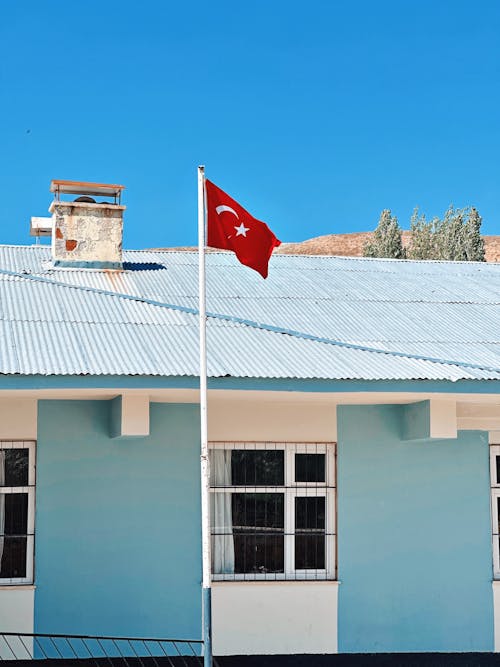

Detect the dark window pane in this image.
[3,494,28,535]
[0,536,27,578]
[232,493,284,573]
[295,454,325,483]
[295,497,325,570]
[233,533,284,575]
[233,493,284,529]
[496,456,500,486]
[231,450,284,486]
[497,498,500,534]
[3,450,29,487]
[295,535,325,570]
[295,497,325,530]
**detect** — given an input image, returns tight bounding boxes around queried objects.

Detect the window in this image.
[209,442,336,581]
[0,441,35,584]
[491,444,500,577]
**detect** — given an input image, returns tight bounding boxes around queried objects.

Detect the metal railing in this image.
[0,632,210,665]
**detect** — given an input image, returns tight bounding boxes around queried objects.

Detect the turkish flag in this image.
[206,179,281,279]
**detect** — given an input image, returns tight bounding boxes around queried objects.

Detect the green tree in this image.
[365,204,485,262]
[463,207,485,261]
[436,205,468,261]
[363,209,405,259]
[406,207,439,260]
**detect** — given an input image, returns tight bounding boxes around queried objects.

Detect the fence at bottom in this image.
[0,632,213,666]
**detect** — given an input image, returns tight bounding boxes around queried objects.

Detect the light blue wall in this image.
[35,401,201,639]
[401,400,432,440]
[337,405,493,653]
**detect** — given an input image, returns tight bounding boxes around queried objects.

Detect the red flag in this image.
[206,179,281,279]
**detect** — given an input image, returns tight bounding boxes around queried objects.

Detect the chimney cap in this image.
[50,180,125,199]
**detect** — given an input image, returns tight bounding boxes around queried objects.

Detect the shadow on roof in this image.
[122,262,166,271]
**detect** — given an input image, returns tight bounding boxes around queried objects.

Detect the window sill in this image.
[0,584,35,591]
[212,579,340,587]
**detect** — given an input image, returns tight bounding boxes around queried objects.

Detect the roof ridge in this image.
[2,245,500,269]
[1,267,499,376]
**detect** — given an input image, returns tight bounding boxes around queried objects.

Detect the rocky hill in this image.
[277,232,500,262]
[157,233,500,262]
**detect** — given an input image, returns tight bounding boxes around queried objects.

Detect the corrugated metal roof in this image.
[0,245,499,380]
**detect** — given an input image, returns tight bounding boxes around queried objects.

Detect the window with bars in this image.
[209,442,336,581]
[491,444,500,577]
[0,441,35,584]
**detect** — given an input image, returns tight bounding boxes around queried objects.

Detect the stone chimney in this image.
[48,180,126,269]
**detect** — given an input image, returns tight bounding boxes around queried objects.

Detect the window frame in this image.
[491,444,500,578]
[209,441,336,582]
[0,440,35,585]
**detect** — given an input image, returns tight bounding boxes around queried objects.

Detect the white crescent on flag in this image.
[215,205,239,219]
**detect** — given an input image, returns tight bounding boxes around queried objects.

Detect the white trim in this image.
[213,579,341,587]
[213,579,342,588]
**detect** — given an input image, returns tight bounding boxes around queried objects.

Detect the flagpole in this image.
[198,165,212,667]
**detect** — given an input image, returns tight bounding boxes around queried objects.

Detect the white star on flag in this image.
[234,222,250,237]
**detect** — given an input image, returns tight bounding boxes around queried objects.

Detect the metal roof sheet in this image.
[0,246,498,380]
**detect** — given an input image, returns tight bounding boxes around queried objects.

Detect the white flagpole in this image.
[198,165,212,667]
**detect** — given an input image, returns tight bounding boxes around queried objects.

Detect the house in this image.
[0,180,500,659]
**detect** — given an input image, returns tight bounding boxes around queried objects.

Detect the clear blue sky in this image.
[1,0,499,249]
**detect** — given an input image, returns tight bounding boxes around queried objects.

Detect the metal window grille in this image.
[209,442,336,581]
[490,444,500,576]
[0,441,35,585]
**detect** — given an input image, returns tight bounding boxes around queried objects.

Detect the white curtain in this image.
[210,450,235,574]
[0,452,5,573]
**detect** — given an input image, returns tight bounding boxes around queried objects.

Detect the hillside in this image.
[156,232,500,262]
[277,232,500,262]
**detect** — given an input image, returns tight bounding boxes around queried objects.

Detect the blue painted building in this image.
[0,181,499,657]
